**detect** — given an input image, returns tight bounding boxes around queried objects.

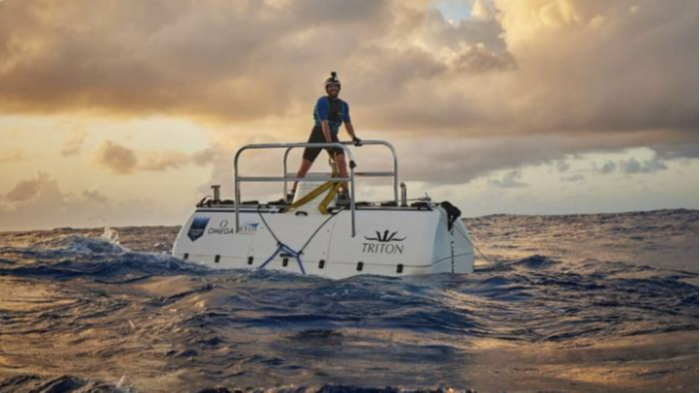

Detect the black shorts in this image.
[302,126,343,162]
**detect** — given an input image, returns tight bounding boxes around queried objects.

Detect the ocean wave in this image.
[0,233,696,343]
[0,212,696,391]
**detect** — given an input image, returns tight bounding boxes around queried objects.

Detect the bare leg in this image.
[334,153,349,191]
[292,159,313,193]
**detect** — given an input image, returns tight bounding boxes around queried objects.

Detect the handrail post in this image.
[392,147,399,204]
[282,146,293,197]
[234,166,239,234]
[233,147,244,233]
[350,163,356,237]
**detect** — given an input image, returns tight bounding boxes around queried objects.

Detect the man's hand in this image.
[352,136,363,146]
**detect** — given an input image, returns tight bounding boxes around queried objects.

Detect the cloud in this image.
[619,157,667,174]
[138,152,189,172]
[555,160,570,173]
[4,172,52,202]
[94,141,138,174]
[392,133,677,185]
[651,144,699,160]
[0,149,26,163]
[493,0,698,136]
[452,43,517,73]
[0,0,696,185]
[60,132,87,156]
[425,5,507,51]
[591,156,670,175]
[1,0,694,134]
[0,0,394,122]
[471,0,496,21]
[592,160,617,175]
[488,169,528,188]
[92,140,216,175]
[81,190,109,204]
[0,172,182,231]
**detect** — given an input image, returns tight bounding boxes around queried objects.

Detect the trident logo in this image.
[364,230,406,243]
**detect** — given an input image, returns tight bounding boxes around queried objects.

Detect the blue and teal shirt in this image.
[314,96,351,135]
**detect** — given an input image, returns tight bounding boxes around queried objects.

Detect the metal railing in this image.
[233,140,400,237]
[282,140,399,203]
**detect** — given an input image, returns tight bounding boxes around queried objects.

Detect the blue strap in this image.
[258,242,306,275]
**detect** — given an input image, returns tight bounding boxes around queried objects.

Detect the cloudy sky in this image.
[0,0,697,231]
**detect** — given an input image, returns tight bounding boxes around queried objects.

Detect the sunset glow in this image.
[0,0,697,231]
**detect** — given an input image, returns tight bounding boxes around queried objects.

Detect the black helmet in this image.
[324,71,341,91]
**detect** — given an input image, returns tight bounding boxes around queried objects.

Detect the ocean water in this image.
[0,209,697,392]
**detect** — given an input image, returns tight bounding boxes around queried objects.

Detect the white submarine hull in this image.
[172,140,475,279]
[172,204,474,280]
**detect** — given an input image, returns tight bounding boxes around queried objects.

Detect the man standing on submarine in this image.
[289,71,362,205]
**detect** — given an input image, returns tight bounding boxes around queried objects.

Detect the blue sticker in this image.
[188,217,210,242]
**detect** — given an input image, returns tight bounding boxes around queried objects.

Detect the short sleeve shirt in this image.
[314,97,351,134]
